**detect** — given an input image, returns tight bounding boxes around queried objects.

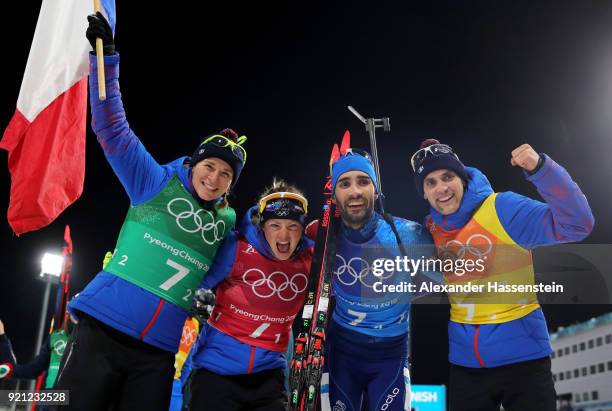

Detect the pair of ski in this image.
[288,131,351,411]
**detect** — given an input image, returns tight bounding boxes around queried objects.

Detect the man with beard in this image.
[321,148,433,411]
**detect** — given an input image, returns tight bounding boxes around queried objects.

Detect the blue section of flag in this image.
[101,0,116,33]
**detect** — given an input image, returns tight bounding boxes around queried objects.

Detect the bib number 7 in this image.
[347,309,367,326]
[160,259,190,291]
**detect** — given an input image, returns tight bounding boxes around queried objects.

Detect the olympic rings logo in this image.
[242,268,308,301]
[334,255,394,288]
[438,234,493,260]
[52,339,67,356]
[167,197,226,245]
[180,326,198,346]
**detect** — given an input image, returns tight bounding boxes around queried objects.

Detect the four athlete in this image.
[0,11,596,411]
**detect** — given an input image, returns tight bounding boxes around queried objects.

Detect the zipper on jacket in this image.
[474,325,486,367]
[140,299,165,340]
[247,346,256,374]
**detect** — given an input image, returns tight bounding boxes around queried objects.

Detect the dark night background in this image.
[1,1,611,388]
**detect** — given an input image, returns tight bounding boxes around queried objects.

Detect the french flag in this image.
[1,0,115,235]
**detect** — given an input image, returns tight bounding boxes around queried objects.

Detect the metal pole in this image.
[29,279,51,391]
[365,118,383,196]
[348,106,390,213]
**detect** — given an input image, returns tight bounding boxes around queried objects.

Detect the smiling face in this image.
[423,169,465,215]
[262,219,304,260]
[191,157,234,201]
[333,171,376,230]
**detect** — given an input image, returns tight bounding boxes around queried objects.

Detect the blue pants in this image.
[321,321,410,411]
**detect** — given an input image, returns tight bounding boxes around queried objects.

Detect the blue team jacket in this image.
[331,211,434,353]
[69,53,227,353]
[429,157,594,367]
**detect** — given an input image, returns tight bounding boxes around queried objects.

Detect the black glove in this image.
[86,12,115,55]
[192,288,216,321]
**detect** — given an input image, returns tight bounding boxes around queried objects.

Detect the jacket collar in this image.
[339,211,380,244]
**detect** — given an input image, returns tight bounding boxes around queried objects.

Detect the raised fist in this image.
[510,144,541,172]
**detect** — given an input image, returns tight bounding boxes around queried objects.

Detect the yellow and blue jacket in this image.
[426,157,594,368]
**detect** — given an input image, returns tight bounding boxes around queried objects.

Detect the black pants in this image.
[188,367,287,411]
[449,357,556,411]
[53,313,175,411]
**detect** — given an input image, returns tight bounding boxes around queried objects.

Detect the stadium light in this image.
[40,252,63,277]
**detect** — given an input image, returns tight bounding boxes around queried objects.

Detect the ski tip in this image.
[340,130,351,154]
[330,144,340,165]
[63,225,73,253]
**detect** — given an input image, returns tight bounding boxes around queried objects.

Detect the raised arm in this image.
[86,13,169,205]
[497,144,594,249]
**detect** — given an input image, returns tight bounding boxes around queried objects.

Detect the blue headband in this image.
[331,154,378,193]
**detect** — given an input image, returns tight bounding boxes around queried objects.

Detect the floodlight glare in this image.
[40,253,64,277]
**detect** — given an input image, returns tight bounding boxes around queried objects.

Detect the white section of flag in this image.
[16,0,92,122]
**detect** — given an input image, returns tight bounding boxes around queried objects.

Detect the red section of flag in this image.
[0,78,87,235]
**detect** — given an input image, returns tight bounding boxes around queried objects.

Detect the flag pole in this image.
[93,0,106,101]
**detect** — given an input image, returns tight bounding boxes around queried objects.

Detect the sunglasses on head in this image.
[410,144,458,171]
[201,134,247,164]
[331,147,372,166]
[341,147,372,160]
[258,192,308,215]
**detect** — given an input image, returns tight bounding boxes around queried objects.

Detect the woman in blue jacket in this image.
[53,14,247,411]
[188,179,314,411]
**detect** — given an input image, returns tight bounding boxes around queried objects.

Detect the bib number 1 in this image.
[249,323,282,344]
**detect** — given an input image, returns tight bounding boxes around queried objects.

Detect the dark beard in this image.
[337,197,374,229]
